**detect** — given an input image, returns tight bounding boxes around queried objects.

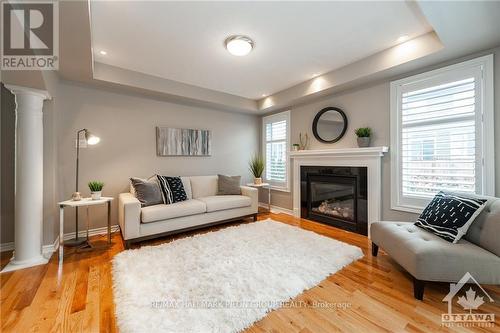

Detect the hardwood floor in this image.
[1,211,499,332]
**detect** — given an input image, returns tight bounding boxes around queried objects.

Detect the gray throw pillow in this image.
[130,177,163,207]
[217,174,241,195]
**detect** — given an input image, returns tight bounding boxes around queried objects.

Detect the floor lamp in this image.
[66,128,100,246]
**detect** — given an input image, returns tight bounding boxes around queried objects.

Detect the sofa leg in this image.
[371,243,379,256]
[253,214,258,222]
[413,278,425,300]
[124,240,132,249]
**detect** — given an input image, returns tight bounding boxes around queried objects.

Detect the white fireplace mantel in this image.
[290,146,389,236]
[290,146,388,158]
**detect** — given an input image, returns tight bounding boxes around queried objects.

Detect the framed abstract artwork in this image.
[156,127,212,156]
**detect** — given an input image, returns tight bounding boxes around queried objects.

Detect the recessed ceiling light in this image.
[397,35,409,43]
[312,73,319,78]
[262,94,267,97]
[225,35,254,56]
[99,50,107,55]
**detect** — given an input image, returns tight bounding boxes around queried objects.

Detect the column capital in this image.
[4,84,51,100]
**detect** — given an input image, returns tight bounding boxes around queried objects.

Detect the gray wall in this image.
[1,79,259,245]
[42,72,60,245]
[1,85,16,244]
[54,80,260,236]
[261,46,500,222]
[1,46,499,246]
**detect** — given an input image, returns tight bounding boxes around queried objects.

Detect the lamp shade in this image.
[85,131,100,145]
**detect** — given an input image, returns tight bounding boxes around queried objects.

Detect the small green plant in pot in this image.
[249,154,265,185]
[355,127,372,147]
[88,181,104,200]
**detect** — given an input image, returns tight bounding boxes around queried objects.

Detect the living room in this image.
[1,1,499,332]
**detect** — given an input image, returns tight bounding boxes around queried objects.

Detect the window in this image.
[391,55,494,213]
[263,111,290,191]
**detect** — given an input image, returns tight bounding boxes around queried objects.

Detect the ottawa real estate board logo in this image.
[1,1,58,70]
[442,272,495,328]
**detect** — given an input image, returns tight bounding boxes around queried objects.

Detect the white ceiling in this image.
[90,1,432,100]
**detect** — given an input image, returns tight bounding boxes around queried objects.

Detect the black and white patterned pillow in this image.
[157,176,188,204]
[414,191,487,243]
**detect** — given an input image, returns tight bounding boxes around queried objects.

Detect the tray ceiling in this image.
[90,1,432,99]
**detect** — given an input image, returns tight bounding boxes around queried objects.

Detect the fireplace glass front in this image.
[301,166,367,235]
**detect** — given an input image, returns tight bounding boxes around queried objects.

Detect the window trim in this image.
[262,110,291,192]
[390,54,495,214]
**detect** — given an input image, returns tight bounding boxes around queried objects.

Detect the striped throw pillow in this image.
[414,191,487,243]
[157,175,188,204]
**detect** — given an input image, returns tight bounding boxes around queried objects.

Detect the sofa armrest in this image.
[240,186,258,213]
[118,192,141,240]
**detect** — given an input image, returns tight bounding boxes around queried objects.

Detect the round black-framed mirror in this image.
[312,107,348,143]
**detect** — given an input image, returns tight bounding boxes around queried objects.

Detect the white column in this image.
[2,85,51,273]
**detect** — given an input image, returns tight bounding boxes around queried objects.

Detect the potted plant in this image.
[88,181,104,200]
[249,154,265,185]
[355,127,372,147]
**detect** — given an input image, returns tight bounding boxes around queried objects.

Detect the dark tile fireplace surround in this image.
[300,166,368,235]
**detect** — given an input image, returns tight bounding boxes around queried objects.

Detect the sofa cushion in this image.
[197,195,251,213]
[371,221,500,284]
[181,177,192,200]
[190,175,218,199]
[414,191,487,243]
[217,174,241,195]
[464,195,500,257]
[141,200,206,223]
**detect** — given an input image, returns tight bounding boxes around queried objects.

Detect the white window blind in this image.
[391,55,494,212]
[401,77,477,196]
[263,111,290,190]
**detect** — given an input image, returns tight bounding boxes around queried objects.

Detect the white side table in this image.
[246,183,271,212]
[58,197,113,261]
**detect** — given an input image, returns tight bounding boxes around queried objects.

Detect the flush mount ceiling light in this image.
[99,50,107,55]
[225,35,254,56]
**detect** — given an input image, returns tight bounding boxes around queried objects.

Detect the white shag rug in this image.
[112,219,363,333]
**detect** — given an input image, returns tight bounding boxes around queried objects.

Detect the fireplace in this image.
[301,166,368,235]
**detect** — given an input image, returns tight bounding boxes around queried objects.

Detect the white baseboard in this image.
[42,237,60,256]
[0,242,14,252]
[1,237,58,258]
[0,225,121,253]
[258,202,294,216]
[63,225,120,242]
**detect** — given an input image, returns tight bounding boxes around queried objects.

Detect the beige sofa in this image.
[371,195,500,300]
[118,175,258,247]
